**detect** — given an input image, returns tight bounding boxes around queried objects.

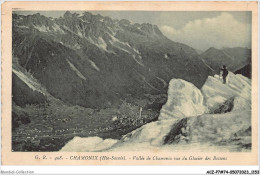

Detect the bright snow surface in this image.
[159,79,206,120]
[60,73,251,152]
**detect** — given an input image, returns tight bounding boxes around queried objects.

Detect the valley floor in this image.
[12,96,161,151]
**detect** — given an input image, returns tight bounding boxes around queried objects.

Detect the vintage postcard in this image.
[1,1,258,166]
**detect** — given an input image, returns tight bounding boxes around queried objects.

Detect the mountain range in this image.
[60,72,252,152]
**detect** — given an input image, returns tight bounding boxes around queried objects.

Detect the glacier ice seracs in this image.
[159,78,206,120]
[60,73,251,152]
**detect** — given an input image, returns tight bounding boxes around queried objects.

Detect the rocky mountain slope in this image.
[12,11,213,109]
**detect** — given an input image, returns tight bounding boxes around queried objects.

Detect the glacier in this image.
[60,72,251,152]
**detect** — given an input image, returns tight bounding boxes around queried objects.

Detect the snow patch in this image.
[107,27,117,35]
[60,136,118,152]
[80,18,90,23]
[87,36,114,53]
[34,25,49,32]
[233,96,251,111]
[60,74,251,152]
[133,48,141,54]
[201,72,251,111]
[74,43,81,50]
[60,109,251,152]
[134,69,160,91]
[52,24,65,34]
[116,46,130,53]
[108,33,133,53]
[201,59,214,72]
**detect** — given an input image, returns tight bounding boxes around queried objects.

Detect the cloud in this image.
[160,13,251,51]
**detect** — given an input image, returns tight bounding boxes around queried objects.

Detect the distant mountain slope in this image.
[12,11,213,108]
[60,73,251,152]
[201,47,251,73]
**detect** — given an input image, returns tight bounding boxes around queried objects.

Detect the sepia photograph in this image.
[1,1,258,167]
[11,10,252,152]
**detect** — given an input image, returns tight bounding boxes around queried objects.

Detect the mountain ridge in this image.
[13,11,213,109]
[12,11,251,152]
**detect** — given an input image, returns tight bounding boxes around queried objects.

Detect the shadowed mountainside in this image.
[13,11,213,108]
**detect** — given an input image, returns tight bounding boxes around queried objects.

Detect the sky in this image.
[14,11,251,51]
